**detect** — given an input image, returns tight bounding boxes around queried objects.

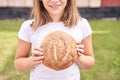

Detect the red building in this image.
[0,0,120,19]
[102,0,120,7]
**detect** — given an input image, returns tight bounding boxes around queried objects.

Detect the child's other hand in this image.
[76,42,84,57]
[28,46,44,68]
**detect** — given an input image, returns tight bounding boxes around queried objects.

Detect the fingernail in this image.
[76,45,78,47]
[41,56,44,58]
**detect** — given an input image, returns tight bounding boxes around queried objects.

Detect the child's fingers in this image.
[76,44,84,49]
[32,56,44,61]
[33,46,44,52]
[32,50,43,56]
[32,46,44,56]
[76,44,84,55]
[77,48,84,53]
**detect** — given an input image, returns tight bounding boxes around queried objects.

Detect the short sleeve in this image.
[80,18,92,39]
[18,20,33,42]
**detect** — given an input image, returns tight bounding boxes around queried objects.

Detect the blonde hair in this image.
[31,0,81,30]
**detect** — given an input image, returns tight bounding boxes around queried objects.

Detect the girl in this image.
[14,0,95,80]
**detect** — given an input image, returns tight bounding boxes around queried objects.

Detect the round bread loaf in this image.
[40,31,77,70]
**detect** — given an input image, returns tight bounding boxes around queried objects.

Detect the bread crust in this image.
[40,31,77,70]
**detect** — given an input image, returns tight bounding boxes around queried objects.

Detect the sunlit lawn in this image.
[0,19,120,80]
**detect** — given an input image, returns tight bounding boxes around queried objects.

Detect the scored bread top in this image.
[40,31,77,70]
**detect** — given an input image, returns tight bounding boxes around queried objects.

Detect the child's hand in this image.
[28,46,44,68]
[76,42,84,57]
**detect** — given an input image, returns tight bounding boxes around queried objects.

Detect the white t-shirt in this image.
[18,18,92,80]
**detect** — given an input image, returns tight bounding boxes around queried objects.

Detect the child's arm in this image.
[76,35,95,69]
[14,39,44,71]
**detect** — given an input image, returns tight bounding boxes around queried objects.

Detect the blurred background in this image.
[0,0,120,80]
[0,0,120,19]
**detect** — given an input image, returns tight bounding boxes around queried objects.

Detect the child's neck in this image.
[52,18,61,22]
[49,13,63,22]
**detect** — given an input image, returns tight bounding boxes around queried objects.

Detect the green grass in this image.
[81,20,120,80]
[0,19,120,80]
[0,20,29,80]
